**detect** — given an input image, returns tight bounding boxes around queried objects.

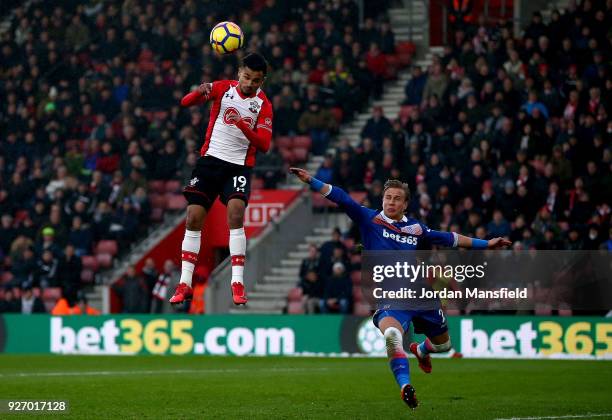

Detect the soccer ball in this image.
[210,21,244,55]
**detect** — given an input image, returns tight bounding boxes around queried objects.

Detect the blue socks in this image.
[418,339,434,357]
[390,356,411,388]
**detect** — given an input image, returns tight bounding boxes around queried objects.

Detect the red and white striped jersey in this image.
[201,80,272,167]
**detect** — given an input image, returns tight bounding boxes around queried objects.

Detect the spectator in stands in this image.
[36,226,62,258]
[33,249,59,289]
[154,140,180,180]
[10,245,35,287]
[151,259,179,313]
[521,91,549,120]
[0,288,19,313]
[189,266,209,314]
[109,199,139,247]
[141,258,158,313]
[299,269,324,314]
[405,67,428,107]
[67,216,93,257]
[318,228,346,277]
[361,106,392,148]
[56,244,82,303]
[378,21,396,54]
[0,214,17,256]
[74,292,101,315]
[51,293,77,316]
[422,63,449,108]
[326,246,352,280]
[315,155,335,184]
[254,144,284,188]
[365,43,386,99]
[298,101,337,156]
[299,244,320,282]
[112,266,148,314]
[118,169,147,203]
[320,262,352,314]
[18,284,45,314]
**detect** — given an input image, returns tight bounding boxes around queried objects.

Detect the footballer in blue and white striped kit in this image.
[290,167,511,410]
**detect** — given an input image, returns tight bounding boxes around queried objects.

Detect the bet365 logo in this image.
[382,229,417,245]
[50,317,295,355]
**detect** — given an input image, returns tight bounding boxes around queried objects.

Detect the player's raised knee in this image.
[430,339,451,353]
[384,327,404,355]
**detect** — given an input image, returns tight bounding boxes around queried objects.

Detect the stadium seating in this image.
[95,240,118,257]
[287,301,305,315]
[81,256,100,272]
[164,180,182,194]
[80,269,95,285]
[148,181,166,194]
[166,194,187,210]
[96,253,114,269]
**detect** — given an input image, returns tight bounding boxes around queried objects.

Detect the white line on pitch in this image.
[495,413,612,420]
[0,367,333,378]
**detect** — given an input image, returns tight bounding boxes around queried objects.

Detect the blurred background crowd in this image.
[0,0,610,314]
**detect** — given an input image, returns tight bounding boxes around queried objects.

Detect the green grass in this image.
[0,356,611,419]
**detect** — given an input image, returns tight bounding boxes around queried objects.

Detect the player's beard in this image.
[239,83,257,96]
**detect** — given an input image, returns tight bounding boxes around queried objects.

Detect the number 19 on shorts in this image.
[233,176,247,192]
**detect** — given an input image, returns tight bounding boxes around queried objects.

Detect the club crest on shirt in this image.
[401,224,423,235]
[248,101,260,113]
[189,177,199,186]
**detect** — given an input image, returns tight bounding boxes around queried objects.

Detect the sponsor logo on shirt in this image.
[382,229,418,245]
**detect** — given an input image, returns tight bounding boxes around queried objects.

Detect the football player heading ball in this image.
[170,52,272,306]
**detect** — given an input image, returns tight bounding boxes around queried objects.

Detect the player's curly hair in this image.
[241,52,268,75]
[383,179,410,202]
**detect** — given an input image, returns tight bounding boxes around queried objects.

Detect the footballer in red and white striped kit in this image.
[170,53,273,306]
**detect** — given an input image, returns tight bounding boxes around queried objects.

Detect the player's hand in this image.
[226,113,240,124]
[289,167,312,183]
[487,237,512,249]
[197,83,212,96]
[226,114,250,128]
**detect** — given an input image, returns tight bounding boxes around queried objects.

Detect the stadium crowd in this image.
[295,0,611,314]
[0,0,397,313]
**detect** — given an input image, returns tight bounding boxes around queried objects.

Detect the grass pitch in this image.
[0,355,611,419]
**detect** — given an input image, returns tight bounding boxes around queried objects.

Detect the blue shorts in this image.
[372,309,448,337]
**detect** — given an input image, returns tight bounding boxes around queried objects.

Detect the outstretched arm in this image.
[456,234,512,249]
[289,167,372,223]
[289,167,331,194]
[426,227,511,249]
[414,223,513,249]
[180,83,213,107]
